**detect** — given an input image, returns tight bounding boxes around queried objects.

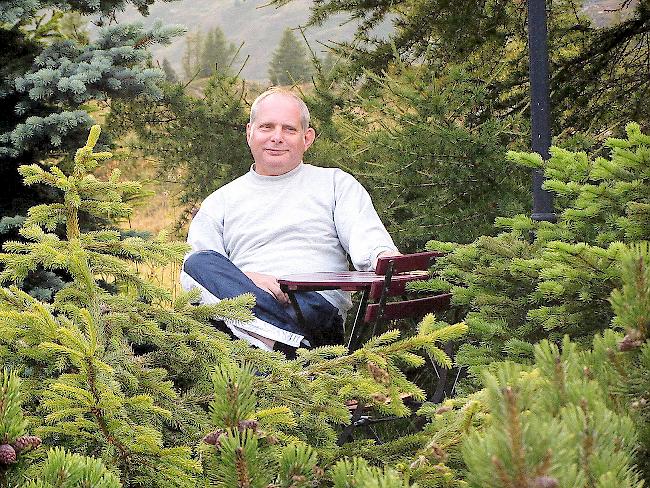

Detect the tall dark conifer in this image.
[200,26,237,76]
[268,28,312,85]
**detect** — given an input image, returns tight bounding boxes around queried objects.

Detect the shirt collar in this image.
[249,162,305,182]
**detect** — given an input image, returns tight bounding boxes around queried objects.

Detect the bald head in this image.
[249,88,311,131]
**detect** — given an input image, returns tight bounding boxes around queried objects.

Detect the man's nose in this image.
[270,127,283,142]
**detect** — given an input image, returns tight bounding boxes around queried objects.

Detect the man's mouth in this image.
[265,148,288,155]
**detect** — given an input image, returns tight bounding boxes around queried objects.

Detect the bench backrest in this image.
[363,251,451,324]
[374,251,445,276]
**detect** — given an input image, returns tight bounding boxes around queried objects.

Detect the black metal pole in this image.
[527,0,556,222]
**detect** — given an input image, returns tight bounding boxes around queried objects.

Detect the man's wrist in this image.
[372,248,401,270]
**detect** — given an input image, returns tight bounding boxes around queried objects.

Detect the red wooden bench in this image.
[279,251,451,350]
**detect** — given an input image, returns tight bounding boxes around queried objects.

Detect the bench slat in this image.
[375,251,445,275]
[368,272,429,300]
[364,294,452,322]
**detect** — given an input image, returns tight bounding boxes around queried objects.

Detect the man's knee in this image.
[183,250,226,278]
[183,251,252,301]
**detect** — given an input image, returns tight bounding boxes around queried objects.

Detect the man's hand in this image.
[244,271,290,304]
[375,249,403,269]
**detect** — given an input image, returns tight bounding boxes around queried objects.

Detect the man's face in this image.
[246,94,316,176]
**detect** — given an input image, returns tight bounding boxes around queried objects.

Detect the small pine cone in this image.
[12,435,42,453]
[409,455,428,469]
[532,476,559,488]
[265,435,279,445]
[237,419,258,432]
[430,443,447,462]
[435,405,452,415]
[618,339,643,351]
[618,330,643,351]
[203,429,225,446]
[366,362,390,384]
[0,444,17,465]
[371,392,388,403]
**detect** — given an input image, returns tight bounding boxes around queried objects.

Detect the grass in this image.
[95,133,188,293]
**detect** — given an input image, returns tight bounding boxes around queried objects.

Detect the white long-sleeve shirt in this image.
[181,162,397,317]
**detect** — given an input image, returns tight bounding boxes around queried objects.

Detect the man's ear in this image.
[303,127,316,150]
[246,123,252,144]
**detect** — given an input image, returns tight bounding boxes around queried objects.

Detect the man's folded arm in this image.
[183,202,288,303]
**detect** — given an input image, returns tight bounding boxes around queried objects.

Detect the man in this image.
[181,88,399,356]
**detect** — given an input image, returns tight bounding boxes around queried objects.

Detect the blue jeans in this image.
[183,251,343,347]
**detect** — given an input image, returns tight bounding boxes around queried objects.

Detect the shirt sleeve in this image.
[180,193,227,291]
[333,170,398,271]
[186,200,227,256]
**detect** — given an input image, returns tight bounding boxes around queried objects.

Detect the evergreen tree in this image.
[108,72,252,214]
[610,242,650,478]
[414,122,650,369]
[0,126,255,485]
[0,369,121,488]
[305,63,530,250]
[162,57,178,83]
[366,242,649,487]
[200,29,216,77]
[462,334,644,487]
[196,316,469,487]
[0,0,185,216]
[318,50,338,76]
[322,242,650,487]
[199,26,237,77]
[461,244,649,485]
[268,28,313,85]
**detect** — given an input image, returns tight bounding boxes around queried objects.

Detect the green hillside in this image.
[106,0,392,81]
[92,0,635,83]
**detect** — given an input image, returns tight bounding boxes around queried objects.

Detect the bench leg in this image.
[431,364,449,404]
[431,343,456,404]
[347,289,370,351]
[287,291,307,329]
[337,403,366,445]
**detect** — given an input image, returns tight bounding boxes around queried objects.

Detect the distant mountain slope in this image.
[104,0,633,82]
[109,0,388,82]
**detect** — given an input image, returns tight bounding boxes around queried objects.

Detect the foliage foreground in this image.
[0,126,465,486]
[0,125,648,487]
